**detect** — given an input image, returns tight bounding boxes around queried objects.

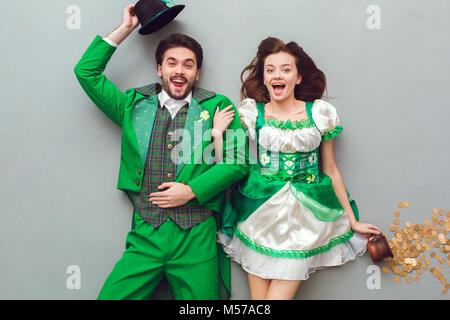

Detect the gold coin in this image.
[417,269,423,275]
[424,220,431,226]
[445,284,450,289]
[433,208,439,214]
[437,266,443,273]
[414,275,420,282]
[442,289,448,295]
[398,202,403,208]
[404,202,410,208]
[382,267,389,274]
[406,222,412,228]
[432,242,441,248]
[423,265,429,271]
[390,225,399,232]
[425,259,431,265]
[395,211,401,217]
[393,219,399,225]
[406,277,412,283]
[439,210,444,216]
[430,252,436,258]
[394,276,400,283]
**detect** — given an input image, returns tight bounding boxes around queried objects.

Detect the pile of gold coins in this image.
[382,203,450,295]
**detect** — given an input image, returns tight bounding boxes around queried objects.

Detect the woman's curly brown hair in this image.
[241,37,327,103]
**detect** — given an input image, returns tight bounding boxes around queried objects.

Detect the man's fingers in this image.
[148,190,169,200]
[158,182,175,189]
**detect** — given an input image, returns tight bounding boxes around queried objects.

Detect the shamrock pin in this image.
[198,110,210,122]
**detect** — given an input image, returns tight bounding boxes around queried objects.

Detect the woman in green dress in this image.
[212,37,381,300]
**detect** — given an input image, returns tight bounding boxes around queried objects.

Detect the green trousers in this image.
[97,213,219,300]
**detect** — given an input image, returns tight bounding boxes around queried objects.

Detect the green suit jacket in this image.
[74,35,249,211]
[74,35,250,299]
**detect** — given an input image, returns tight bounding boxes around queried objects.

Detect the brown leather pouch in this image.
[367,233,394,263]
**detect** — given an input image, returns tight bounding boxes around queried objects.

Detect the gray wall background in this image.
[1,0,449,299]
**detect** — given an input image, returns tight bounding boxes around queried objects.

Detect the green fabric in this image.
[289,174,344,221]
[221,183,274,238]
[290,173,359,222]
[98,214,219,300]
[258,149,319,183]
[263,117,315,129]
[323,125,343,141]
[234,227,355,259]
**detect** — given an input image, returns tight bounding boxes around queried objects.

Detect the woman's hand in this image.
[350,220,381,241]
[212,105,235,139]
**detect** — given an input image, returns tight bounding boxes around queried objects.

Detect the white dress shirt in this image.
[157,89,192,119]
[103,37,118,47]
[102,37,192,119]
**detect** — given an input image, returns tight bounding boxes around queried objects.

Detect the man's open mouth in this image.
[171,78,187,88]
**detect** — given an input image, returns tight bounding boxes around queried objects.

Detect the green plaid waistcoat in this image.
[128,94,215,230]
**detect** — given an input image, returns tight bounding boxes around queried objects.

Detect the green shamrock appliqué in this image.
[162,0,177,8]
[260,152,271,166]
[306,170,316,184]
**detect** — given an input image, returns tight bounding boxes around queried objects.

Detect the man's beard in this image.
[162,75,195,100]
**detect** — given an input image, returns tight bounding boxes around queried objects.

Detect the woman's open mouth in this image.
[272,83,286,95]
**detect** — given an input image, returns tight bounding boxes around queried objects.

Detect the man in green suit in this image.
[74,4,249,300]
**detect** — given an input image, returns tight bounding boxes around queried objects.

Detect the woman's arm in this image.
[320,139,381,240]
[212,105,235,163]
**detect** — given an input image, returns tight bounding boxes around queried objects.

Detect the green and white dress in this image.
[217,98,367,280]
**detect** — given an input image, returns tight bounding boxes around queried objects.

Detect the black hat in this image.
[134,0,185,35]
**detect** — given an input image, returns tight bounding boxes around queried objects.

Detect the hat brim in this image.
[138,5,185,35]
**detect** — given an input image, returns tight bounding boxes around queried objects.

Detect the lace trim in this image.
[234,227,355,259]
[322,125,343,141]
[264,117,315,130]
